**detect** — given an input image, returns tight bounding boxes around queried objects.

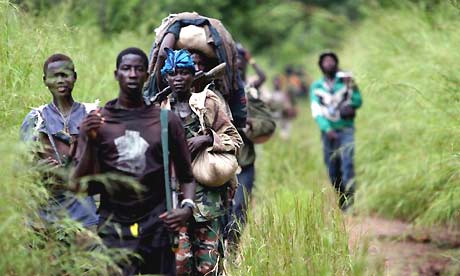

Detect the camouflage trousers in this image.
[176,218,224,276]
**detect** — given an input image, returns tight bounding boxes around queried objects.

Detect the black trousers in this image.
[101,229,176,276]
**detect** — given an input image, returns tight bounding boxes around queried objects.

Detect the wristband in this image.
[181,199,196,210]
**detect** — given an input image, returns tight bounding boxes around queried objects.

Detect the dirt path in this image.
[346,215,460,275]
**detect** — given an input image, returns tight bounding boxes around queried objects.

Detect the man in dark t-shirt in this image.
[73,47,196,276]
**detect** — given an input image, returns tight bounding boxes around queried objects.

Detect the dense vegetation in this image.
[1,2,149,274]
[347,2,460,226]
[12,0,361,67]
[1,0,460,274]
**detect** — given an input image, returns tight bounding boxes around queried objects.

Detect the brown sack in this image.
[192,150,238,187]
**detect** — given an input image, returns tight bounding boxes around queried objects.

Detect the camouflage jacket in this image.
[170,88,242,222]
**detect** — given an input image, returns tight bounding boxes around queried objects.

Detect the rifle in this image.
[149,62,227,104]
[160,108,180,252]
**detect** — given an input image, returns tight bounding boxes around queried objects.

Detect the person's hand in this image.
[244,50,252,62]
[326,130,339,141]
[339,105,356,120]
[159,207,193,232]
[343,76,357,90]
[80,109,104,141]
[227,182,237,201]
[38,156,60,168]
[243,118,254,134]
[187,135,213,158]
[38,157,65,191]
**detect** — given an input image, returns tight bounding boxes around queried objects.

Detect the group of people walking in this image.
[20,12,361,276]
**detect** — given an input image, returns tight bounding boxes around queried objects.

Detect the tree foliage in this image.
[12,0,448,56]
[13,0,361,56]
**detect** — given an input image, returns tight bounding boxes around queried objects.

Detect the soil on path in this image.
[347,215,460,275]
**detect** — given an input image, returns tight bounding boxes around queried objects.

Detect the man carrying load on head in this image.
[160,48,242,276]
[144,12,247,129]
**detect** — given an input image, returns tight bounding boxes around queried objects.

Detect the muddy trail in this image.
[347,215,460,275]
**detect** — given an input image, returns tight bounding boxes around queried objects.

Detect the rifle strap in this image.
[189,83,212,132]
[160,108,173,212]
[36,109,62,165]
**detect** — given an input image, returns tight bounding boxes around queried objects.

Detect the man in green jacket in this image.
[310,51,362,210]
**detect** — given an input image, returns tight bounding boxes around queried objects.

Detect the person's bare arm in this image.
[70,111,104,192]
[246,51,266,89]
[180,179,196,203]
[187,135,213,159]
[72,139,97,178]
[250,62,266,89]
[154,33,176,88]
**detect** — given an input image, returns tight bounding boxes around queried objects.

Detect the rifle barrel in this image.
[150,62,226,104]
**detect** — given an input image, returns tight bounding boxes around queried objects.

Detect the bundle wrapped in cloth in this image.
[175,25,216,58]
[144,12,247,128]
[188,84,239,187]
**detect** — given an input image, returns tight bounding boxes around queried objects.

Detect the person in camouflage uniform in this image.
[161,49,242,275]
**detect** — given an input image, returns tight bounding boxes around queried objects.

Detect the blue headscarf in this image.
[161,48,196,77]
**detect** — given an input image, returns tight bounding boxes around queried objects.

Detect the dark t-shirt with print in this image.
[76,99,193,247]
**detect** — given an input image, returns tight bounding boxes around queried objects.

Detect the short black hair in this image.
[43,53,74,75]
[318,51,339,69]
[285,65,294,75]
[116,47,148,70]
[236,43,247,58]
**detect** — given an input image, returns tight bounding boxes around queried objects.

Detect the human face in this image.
[44,60,76,98]
[115,54,148,95]
[321,55,338,76]
[191,53,207,72]
[166,68,193,96]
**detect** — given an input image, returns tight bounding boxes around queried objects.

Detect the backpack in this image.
[245,87,276,144]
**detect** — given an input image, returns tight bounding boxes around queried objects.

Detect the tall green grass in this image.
[228,110,371,275]
[339,2,460,226]
[1,1,152,137]
[0,2,151,274]
[1,1,370,271]
[231,3,460,273]
[0,140,133,275]
[6,0,460,274]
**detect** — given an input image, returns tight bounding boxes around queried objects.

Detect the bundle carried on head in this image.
[144,12,247,128]
[145,12,238,97]
[176,25,216,59]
